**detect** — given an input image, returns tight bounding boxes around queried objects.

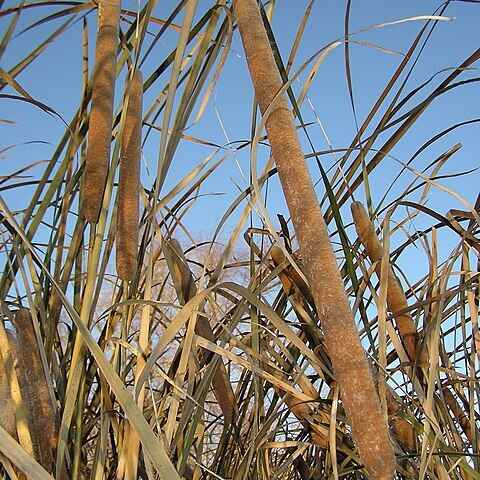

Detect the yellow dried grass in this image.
[116,68,143,280]
[233,1,395,478]
[84,0,121,223]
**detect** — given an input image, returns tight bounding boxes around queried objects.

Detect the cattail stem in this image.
[116,68,143,280]
[84,0,120,223]
[233,1,395,478]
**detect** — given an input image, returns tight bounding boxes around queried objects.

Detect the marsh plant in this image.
[0,0,479,479]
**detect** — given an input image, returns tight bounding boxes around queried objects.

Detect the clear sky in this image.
[1,0,479,244]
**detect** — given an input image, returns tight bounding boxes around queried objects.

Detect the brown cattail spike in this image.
[443,386,474,444]
[270,245,315,308]
[351,201,425,366]
[116,68,143,280]
[164,239,238,422]
[386,391,416,453]
[15,309,57,473]
[0,330,28,479]
[84,0,121,223]
[233,1,395,478]
[0,330,18,441]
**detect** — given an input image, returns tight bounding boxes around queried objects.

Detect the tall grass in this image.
[0,1,478,479]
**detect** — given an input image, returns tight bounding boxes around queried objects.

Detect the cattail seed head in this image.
[164,239,238,422]
[351,201,424,365]
[0,330,18,440]
[84,0,121,223]
[15,308,57,473]
[233,1,395,477]
[116,68,143,280]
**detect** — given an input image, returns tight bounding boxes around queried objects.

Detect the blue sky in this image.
[1,0,479,246]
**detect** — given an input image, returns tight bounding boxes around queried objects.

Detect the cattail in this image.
[386,391,416,453]
[84,0,121,223]
[269,248,333,447]
[116,68,143,280]
[270,246,315,308]
[261,355,329,448]
[233,2,395,478]
[0,330,28,480]
[271,245,328,372]
[442,386,474,444]
[272,244,417,455]
[165,239,238,422]
[0,330,18,441]
[390,415,416,454]
[15,308,57,473]
[282,391,328,448]
[351,201,426,366]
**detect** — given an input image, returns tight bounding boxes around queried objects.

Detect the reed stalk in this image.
[233,1,395,478]
[84,0,120,223]
[116,68,143,280]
